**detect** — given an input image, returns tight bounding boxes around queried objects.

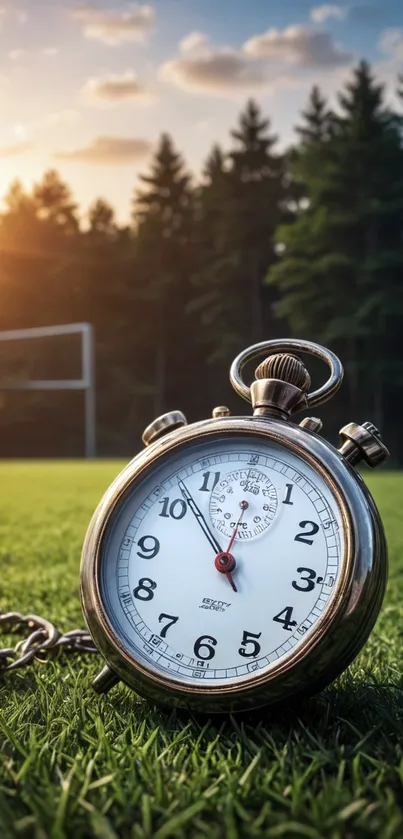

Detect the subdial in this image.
[209,468,278,540]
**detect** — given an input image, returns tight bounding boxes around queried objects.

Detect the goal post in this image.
[0,322,96,458]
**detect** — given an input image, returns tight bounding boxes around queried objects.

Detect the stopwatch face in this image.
[99,435,345,688]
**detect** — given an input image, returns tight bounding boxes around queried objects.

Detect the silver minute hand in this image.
[177,478,222,554]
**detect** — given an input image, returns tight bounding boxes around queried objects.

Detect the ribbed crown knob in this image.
[255,353,311,392]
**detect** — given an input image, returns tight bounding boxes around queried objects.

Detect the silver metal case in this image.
[80,415,387,714]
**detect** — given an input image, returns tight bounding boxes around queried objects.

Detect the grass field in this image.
[0,462,403,839]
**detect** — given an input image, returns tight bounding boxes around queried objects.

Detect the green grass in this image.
[0,462,403,839]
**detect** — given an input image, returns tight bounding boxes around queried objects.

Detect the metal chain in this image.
[0,609,98,673]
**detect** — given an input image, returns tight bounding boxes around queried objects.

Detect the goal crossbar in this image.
[0,322,96,457]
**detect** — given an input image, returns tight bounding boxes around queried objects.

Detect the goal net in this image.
[0,323,96,458]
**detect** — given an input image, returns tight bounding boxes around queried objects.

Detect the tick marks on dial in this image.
[113,447,341,682]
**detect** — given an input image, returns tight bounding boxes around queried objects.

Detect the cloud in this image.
[42,47,58,57]
[55,135,152,164]
[244,25,353,68]
[82,70,153,103]
[8,48,26,60]
[161,26,353,95]
[378,28,403,60]
[311,4,382,24]
[179,31,207,54]
[0,140,34,157]
[161,48,271,94]
[71,4,155,46]
[310,5,347,23]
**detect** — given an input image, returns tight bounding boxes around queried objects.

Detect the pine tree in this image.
[288,85,333,211]
[227,99,286,343]
[267,62,403,443]
[0,174,82,330]
[0,180,38,251]
[88,198,117,240]
[295,86,332,144]
[199,143,228,241]
[190,101,287,375]
[135,133,192,236]
[33,169,79,234]
[132,134,196,416]
[190,143,240,371]
[204,144,225,180]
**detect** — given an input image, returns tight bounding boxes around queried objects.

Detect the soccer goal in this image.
[0,322,96,458]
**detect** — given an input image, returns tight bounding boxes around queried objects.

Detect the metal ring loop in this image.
[229,338,343,410]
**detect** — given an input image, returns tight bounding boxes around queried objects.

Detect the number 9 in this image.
[136,535,160,559]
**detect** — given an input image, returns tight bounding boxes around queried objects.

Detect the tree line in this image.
[0,61,402,461]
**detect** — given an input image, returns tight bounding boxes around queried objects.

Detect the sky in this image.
[1,0,403,223]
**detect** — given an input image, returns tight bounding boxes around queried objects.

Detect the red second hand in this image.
[214,501,249,592]
[226,500,248,553]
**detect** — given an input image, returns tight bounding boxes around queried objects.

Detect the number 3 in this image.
[292,567,323,592]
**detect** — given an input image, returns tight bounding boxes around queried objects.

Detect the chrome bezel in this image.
[80,417,387,713]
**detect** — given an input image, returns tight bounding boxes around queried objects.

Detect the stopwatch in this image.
[80,339,389,713]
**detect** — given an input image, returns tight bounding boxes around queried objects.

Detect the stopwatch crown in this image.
[229,338,343,418]
[255,353,311,392]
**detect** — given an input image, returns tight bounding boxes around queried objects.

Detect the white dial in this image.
[100,435,344,688]
[209,467,277,540]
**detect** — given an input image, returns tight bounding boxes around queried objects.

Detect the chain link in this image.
[0,609,98,673]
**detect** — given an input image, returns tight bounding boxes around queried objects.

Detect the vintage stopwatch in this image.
[80,338,389,714]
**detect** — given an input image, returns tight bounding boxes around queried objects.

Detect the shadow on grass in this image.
[2,658,403,760]
[2,662,403,838]
[104,671,403,754]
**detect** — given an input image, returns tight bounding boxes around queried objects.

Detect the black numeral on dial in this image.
[194,635,217,660]
[158,498,187,519]
[292,567,323,592]
[136,536,160,559]
[238,630,262,658]
[199,471,220,492]
[158,613,179,637]
[273,606,297,631]
[295,521,320,545]
[283,483,294,505]
[133,578,157,601]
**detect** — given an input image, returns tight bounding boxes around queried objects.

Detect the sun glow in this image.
[0,161,35,209]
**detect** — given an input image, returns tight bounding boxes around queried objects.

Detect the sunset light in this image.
[2,2,403,836]
[1,0,401,222]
